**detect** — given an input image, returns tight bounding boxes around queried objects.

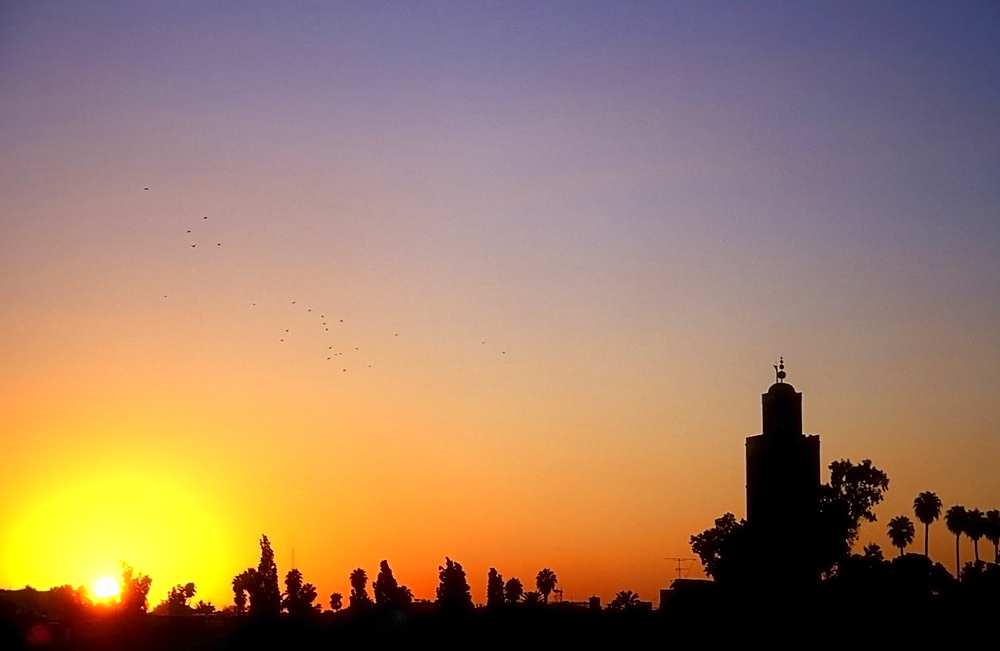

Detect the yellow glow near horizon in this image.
[1,469,233,602]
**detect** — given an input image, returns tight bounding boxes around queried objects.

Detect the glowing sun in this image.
[94,577,119,599]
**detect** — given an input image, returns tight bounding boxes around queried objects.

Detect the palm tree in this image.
[913,491,942,557]
[965,509,986,562]
[944,505,968,578]
[348,568,371,609]
[535,568,558,604]
[349,568,367,592]
[608,590,641,611]
[503,577,523,604]
[328,592,342,612]
[887,515,915,556]
[985,510,1000,563]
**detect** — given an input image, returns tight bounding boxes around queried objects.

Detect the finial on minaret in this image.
[774,357,786,383]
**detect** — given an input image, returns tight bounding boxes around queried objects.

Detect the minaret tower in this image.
[745,358,820,583]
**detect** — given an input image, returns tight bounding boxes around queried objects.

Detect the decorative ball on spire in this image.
[774,357,786,382]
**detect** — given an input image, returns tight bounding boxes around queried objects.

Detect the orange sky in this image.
[2,2,998,607]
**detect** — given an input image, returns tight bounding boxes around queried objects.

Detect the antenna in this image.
[664,557,695,580]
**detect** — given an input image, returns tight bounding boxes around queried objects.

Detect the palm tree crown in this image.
[912,491,942,557]
[965,509,986,562]
[887,515,915,556]
[608,590,641,611]
[944,505,968,578]
[535,568,558,604]
[985,510,1000,564]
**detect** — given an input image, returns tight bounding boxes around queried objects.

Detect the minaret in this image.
[745,358,820,584]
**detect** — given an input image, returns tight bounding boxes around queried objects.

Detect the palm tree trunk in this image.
[955,534,961,579]
[924,523,929,557]
[973,540,979,562]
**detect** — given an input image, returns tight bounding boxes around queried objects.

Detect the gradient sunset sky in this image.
[2,1,998,607]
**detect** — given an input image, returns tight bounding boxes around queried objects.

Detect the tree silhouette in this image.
[436,557,472,611]
[985,510,1000,563]
[232,573,249,614]
[46,585,89,621]
[329,592,342,612]
[282,569,318,616]
[913,491,942,557]
[818,459,890,567]
[194,600,215,614]
[373,560,411,609]
[503,577,523,604]
[522,591,542,606]
[887,516,915,556]
[239,536,281,618]
[944,505,968,577]
[607,590,641,611]
[690,513,748,582]
[964,508,986,562]
[486,568,505,609]
[119,563,152,614]
[153,583,197,615]
[348,568,372,610]
[535,568,557,604]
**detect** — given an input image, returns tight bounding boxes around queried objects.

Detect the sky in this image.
[1,1,998,607]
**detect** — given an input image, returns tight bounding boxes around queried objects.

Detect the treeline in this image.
[687,455,1000,627]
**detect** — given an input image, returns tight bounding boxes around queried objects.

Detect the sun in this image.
[94,577,119,600]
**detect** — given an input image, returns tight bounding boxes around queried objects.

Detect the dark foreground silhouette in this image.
[3,577,999,651]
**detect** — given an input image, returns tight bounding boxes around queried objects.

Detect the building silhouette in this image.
[745,359,820,584]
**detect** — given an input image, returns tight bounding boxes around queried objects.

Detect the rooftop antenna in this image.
[774,357,786,383]
[664,557,695,580]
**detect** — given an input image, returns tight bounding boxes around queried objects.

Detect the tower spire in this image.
[773,357,786,383]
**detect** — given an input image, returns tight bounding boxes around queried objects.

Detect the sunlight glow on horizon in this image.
[1,468,235,603]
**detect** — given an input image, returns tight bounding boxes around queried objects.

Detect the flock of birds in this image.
[149,187,509,375]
